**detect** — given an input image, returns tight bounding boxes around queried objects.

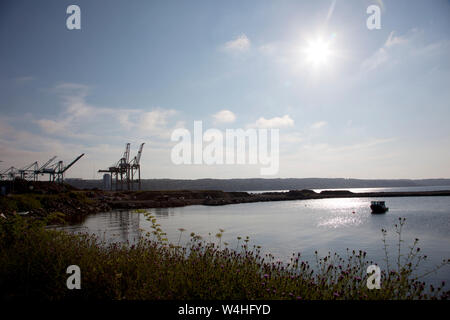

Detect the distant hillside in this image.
[65,178,450,192]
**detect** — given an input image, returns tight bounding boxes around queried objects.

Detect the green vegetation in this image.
[0,191,99,223]
[0,214,448,300]
[0,192,93,213]
[0,193,42,212]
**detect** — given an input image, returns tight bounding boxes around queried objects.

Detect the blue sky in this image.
[1,0,450,179]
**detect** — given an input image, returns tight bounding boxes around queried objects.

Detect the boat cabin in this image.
[370,201,389,213]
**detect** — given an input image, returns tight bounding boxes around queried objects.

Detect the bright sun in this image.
[303,38,333,67]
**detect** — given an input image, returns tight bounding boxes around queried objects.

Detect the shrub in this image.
[0,215,448,300]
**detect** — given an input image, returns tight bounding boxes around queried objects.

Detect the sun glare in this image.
[303,38,333,67]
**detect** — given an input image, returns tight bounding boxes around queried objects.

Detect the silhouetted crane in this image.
[0,166,17,180]
[19,161,38,181]
[54,153,85,182]
[98,142,145,191]
[35,156,57,179]
[130,143,145,190]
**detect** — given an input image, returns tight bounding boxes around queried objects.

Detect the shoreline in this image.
[106,189,450,208]
[2,181,450,224]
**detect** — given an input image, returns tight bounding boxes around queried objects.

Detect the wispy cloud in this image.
[223,34,251,52]
[361,30,415,72]
[137,109,178,137]
[385,31,409,48]
[359,29,436,72]
[14,76,35,84]
[34,83,179,141]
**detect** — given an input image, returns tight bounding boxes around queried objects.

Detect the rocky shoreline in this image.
[1,180,450,223]
[104,188,450,209]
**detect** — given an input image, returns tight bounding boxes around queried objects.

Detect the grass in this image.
[0,194,42,212]
[0,213,449,300]
[0,191,99,224]
[0,191,94,213]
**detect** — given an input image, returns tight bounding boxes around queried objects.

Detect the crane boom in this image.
[37,156,57,172]
[61,153,85,173]
[124,143,131,163]
[20,161,38,171]
[135,143,145,165]
[1,166,15,175]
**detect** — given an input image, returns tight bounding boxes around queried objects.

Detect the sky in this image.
[0,0,450,180]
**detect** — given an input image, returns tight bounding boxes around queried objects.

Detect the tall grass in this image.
[0,213,448,300]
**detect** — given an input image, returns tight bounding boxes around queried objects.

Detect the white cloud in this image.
[249,115,294,129]
[35,119,68,135]
[213,110,236,124]
[30,83,179,145]
[223,34,251,52]
[138,109,177,136]
[310,121,327,129]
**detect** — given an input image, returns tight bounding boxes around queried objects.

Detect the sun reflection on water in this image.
[314,198,368,228]
[318,215,364,228]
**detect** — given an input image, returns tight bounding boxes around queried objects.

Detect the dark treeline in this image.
[65,177,450,192]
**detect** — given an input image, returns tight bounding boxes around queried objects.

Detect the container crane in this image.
[35,156,57,179]
[130,143,145,190]
[19,161,38,181]
[54,153,85,182]
[98,142,145,191]
[0,167,18,180]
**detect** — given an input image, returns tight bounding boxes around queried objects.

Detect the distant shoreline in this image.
[73,188,450,212]
[64,177,450,192]
[2,179,450,224]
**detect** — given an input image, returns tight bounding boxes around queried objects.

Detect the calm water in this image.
[54,186,450,287]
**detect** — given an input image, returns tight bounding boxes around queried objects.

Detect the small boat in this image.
[370,201,388,214]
